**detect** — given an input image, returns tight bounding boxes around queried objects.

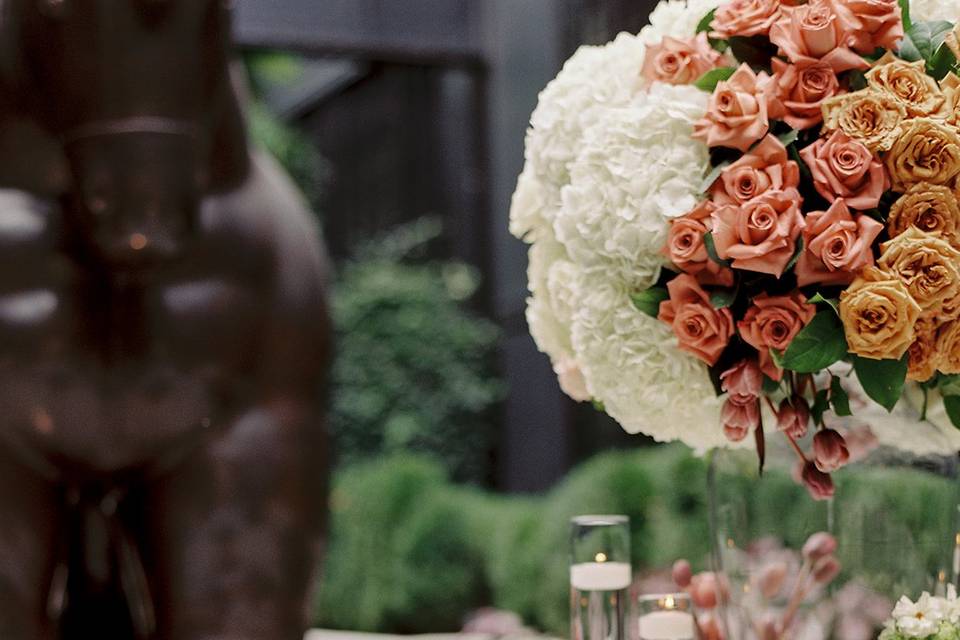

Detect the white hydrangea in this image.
[512,0,728,449]
[909,0,960,22]
[569,273,728,452]
[555,83,710,291]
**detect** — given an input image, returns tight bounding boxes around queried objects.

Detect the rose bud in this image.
[720,359,763,404]
[672,559,693,589]
[812,555,841,584]
[698,613,724,640]
[813,428,850,472]
[801,462,835,500]
[802,532,838,562]
[722,398,759,442]
[756,561,788,599]
[777,396,810,439]
[757,613,780,640]
[690,572,720,609]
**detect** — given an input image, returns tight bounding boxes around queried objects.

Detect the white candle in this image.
[570,562,632,591]
[638,610,695,640]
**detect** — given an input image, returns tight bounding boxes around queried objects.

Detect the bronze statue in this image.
[0,0,331,638]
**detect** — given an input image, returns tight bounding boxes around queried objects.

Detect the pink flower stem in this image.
[780,560,813,633]
[784,432,808,463]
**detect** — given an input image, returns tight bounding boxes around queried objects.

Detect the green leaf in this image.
[728,36,777,70]
[780,310,849,373]
[696,8,717,34]
[847,70,868,91]
[701,161,730,193]
[900,21,955,63]
[631,287,670,318]
[852,354,908,412]
[703,232,732,267]
[811,388,830,426]
[939,374,960,397]
[770,348,785,369]
[762,375,781,395]
[710,288,736,309]
[928,42,958,80]
[944,396,960,429]
[591,399,606,413]
[830,376,852,417]
[777,129,799,147]
[808,293,840,315]
[694,67,737,92]
[898,0,911,31]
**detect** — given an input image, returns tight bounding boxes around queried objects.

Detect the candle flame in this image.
[664,595,676,610]
[595,552,607,563]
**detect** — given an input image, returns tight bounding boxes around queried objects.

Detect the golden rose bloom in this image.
[821,89,905,152]
[866,52,945,116]
[908,318,940,382]
[839,267,921,360]
[939,74,960,128]
[887,183,960,243]
[878,226,960,312]
[937,319,960,375]
[885,118,960,192]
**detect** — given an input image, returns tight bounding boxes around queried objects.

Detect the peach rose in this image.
[941,288,960,322]
[937,320,960,375]
[821,89,905,152]
[769,1,870,73]
[712,190,805,277]
[839,267,921,360]
[907,318,939,382]
[947,22,960,59]
[887,183,960,243]
[772,58,840,129]
[641,34,727,86]
[866,53,945,117]
[878,227,960,313]
[709,135,800,206]
[800,130,889,210]
[664,200,735,286]
[738,291,816,380]
[886,118,960,192]
[938,74,960,128]
[796,199,883,287]
[830,0,904,53]
[658,274,735,366]
[693,64,783,152]
[710,0,782,38]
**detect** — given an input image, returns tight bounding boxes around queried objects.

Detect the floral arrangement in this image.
[880,588,960,639]
[510,0,960,496]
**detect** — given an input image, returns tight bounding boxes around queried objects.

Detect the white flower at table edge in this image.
[881,588,960,640]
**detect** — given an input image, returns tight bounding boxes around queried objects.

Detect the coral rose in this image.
[641,33,727,86]
[769,1,869,73]
[886,118,960,192]
[907,318,939,382]
[887,183,960,244]
[796,199,883,287]
[658,274,735,366]
[937,320,960,375]
[866,53,945,117]
[711,190,805,277]
[709,135,800,206]
[771,58,840,129]
[664,200,735,287]
[738,291,816,380]
[830,0,904,53]
[710,0,782,38]
[693,64,782,152]
[878,227,960,313]
[800,130,889,210]
[821,89,905,152]
[839,267,921,360]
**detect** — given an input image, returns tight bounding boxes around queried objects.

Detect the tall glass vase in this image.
[708,393,960,640]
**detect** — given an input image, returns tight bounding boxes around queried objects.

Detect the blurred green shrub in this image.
[314,445,960,637]
[330,220,504,483]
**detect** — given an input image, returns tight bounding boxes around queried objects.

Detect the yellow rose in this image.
[887,183,960,243]
[908,318,940,382]
[821,89,905,152]
[866,52,945,116]
[938,74,960,128]
[937,319,960,374]
[839,267,921,360]
[878,227,960,313]
[885,118,960,192]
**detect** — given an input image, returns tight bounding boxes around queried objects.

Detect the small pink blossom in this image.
[802,532,838,561]
[812,555,842,584]
[777,396,811,439]
[813,428,851,472]
[672,559,693,588]
[720,359,763,404]
[801,461,835,500]
[721,399,760,442]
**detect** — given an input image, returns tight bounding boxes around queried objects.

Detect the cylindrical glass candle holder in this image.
[636,593,695,640]
[570,515,631,640]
